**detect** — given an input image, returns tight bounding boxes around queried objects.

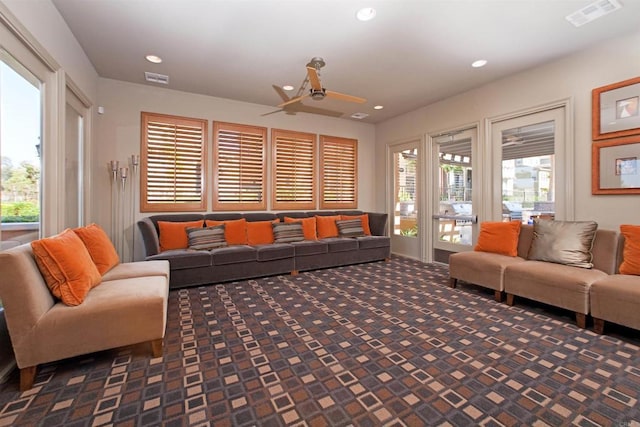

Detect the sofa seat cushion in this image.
[322,237,359,253]
[253,244,294,262]
[211,246,257,265]
[291,240,328,256]
[449,251,526,292]
[147,249,212,270]
[504,260,608,314]
[102,260,170,282]
[590,274,640,330]
[357,236,390,250]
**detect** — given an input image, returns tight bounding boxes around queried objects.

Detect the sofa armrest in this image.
[137,218,161,257]
[367,212,388,236]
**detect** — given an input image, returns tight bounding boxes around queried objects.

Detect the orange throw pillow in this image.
[341,214,371,235]
[284,216,317,240]
[158,220,204,252]
[246,220,279,245]
[474,221,521,257]
[205,218,247,245]
[619,224,640,275]
[316,215,341,239]
[73,223,120,275]
[31,229,102,306]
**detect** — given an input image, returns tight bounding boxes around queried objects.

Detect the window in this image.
[271,129,316,210]
[319,135,357,209]
[140,112,208,212]
[213,122,267,211]
[1,51,42,251]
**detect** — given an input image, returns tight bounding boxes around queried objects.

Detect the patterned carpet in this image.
[1,257,639,426]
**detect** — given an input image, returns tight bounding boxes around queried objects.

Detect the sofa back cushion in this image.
[73,223,120,275]
[158,220,204,252]
[206,218,247,245]
[316,215,341,239]
[273,222,305,243]
[284,216,317,240]
[474,221,521,257]
[340,214,371,235]
[246,220,278,245]
[527,220,598,268]
[619,224,640,275]
[187,225,227,250]
[31,229,102,306]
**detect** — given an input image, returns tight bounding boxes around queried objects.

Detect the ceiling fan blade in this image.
[306,66,322,91]
[278,94,309,107]
[294,104,343,117]
[325,90,366,104]
[261,108,287,117]
[271,85,290,102]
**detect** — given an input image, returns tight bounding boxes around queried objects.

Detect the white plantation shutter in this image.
[141,112,207,212]
[213,122,267,210]
[320,135,358,209]
[271,129,316,210]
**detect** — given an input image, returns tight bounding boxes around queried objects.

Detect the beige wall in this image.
[375,30,640,231]
[95,78,376,260]
[1,0,98,101]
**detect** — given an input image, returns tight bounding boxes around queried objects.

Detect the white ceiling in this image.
[51,0,640,124]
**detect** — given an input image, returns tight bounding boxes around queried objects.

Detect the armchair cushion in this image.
[31,229,102,306]
[73,223,119,274]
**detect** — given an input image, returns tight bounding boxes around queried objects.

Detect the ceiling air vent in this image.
[565,0,621,27]
[350,112,369,120]
[145,72,169,84]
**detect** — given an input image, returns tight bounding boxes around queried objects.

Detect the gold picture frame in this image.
[592,76,640,140]
[592,136,640,194]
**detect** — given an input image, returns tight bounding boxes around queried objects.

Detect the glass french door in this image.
[389,141,420,260]
[431,129,477,262]
[490,107,566,222]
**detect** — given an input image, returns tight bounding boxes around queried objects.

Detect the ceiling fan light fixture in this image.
[356,7,376,21]
[310,88,326,100]
[282,85,294,91]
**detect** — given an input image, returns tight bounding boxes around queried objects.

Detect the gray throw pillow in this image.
[336,219,365,238]
[272,222,304,243]
[527,219,598,268]
[187,225,227,250]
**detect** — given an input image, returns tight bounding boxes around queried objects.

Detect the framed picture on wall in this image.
[592,136,640,194]
[592,76,640,140]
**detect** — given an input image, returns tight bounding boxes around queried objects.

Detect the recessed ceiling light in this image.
[145,54,163,64]
[471,59,487,68]
[282,85,294,91]
[374,105,384,110]
[356,7,376,21]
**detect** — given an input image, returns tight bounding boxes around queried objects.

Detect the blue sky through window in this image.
[1,60,41,167]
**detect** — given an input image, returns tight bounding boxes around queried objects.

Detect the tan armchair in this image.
[0,244,169,390]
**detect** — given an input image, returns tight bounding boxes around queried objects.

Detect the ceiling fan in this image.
[262,85,343,117]
[278,57,367,108]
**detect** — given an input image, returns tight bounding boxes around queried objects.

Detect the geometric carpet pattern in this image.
[1,257,639,426]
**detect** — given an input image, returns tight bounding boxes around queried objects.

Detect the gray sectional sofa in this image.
[138,210,390,289]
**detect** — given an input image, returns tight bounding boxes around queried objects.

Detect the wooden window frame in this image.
[271,129,317,210]
[213,121,267,211]
[319,135,358,209]
[140,112,208,212]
